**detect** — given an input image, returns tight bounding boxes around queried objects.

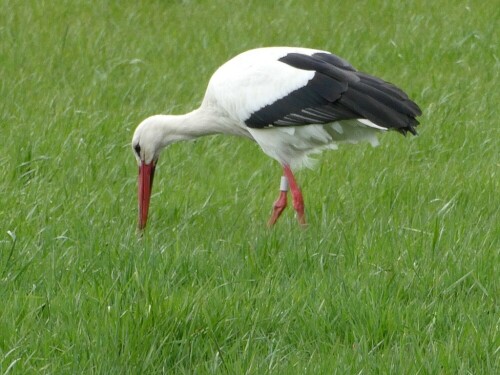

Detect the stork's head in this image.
[132,113,205,230]
[132,115,175,231]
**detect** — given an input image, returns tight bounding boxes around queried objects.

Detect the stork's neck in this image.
[150,107,245,145]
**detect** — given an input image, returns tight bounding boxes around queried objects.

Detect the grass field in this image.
[1,0,498,373]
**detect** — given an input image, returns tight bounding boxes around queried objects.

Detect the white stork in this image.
[132,47,421,230]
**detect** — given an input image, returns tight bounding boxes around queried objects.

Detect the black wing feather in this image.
[245,52,421,135]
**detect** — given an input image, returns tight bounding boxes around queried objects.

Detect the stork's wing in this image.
[245,52,421,135]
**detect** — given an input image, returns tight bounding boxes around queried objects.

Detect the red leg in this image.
[267,176,288,227]
[283,165,306,226]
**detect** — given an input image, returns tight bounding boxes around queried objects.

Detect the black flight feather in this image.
[245,52,421,135]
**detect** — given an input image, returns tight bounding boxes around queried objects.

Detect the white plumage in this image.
[132,47,421,230]
[206,48,317,121]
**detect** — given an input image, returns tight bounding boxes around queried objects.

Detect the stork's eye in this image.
[134,144,141,157]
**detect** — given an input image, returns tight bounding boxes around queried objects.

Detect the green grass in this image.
[1,0,498,373]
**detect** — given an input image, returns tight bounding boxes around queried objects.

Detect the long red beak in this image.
[138,161,156,231]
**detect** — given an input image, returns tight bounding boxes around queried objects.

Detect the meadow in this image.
[0,0,498,373]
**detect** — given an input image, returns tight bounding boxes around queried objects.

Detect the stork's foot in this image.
[295,205,307,227]
[268,190,287,227]
[267,167,307,227]
[283,165,307,227]
[292,193,307,227]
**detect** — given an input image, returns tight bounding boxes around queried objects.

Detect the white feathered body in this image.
[201,47,384,169]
